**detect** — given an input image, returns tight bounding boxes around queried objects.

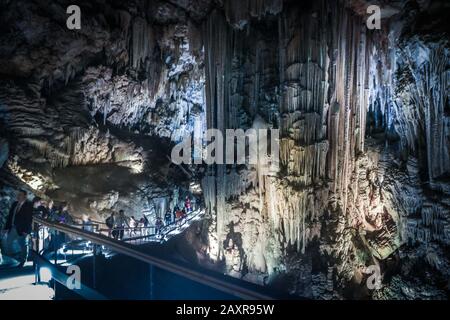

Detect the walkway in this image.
[0,263,54,300]
[30,216,277,300]
[61,209,205,246]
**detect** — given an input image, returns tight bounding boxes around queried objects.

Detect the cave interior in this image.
[0,0,449,300]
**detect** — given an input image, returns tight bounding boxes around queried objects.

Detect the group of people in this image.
[1,190,198,267]
[32,197,74,225]
[105,210,151,240]
[1,190,33,267]
[105,196,195,239]
[165,196,193,229]
[0,189,78,267]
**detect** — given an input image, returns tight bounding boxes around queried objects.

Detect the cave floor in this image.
[0,263,54,300]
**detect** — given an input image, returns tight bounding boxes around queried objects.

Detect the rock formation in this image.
[0,0,449,299]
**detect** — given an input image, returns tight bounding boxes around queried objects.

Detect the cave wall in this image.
[0,0,207,219]
[0,0,449,299]
[201,0,380,289]
[198,0,450,299]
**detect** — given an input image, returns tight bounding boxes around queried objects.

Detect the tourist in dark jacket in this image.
[106,212,116,238]
[47,200,59,221]
[141,215,150,236]
[164,210,172,226]
[116,210,127,240]
[2,189,33,266]
[173,205,180,222]
[155,217,163,235]
[59,203,74,225]
[4,190,34,236]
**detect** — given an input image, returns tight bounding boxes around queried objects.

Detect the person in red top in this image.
[175,209,183,220]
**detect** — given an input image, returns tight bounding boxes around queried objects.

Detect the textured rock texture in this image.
[197,0,450,299]
[0,0,449,299]
[0,0,204,219]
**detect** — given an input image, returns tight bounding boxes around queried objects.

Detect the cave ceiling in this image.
[0,0,449,299]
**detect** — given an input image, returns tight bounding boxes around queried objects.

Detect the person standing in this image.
[142,214,150,236]
[116,210,127,240]
[106,212,116,238]
[129,216,137,236]
[47,200,58,221]
[155,216,163,236]
[184,196,192,214]
[32,197,48,218]
[60,203,74,225]
[82,217,94,232]
[164,210,172,226]
[173,205,180,223]
[175,207,184,227]
[2,189,33,267]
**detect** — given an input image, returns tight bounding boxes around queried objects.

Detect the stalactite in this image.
[223,0,283,29]
[130,17,152,70]
[407,46,449,181]
[202,0,394,273]
[203,9,232,260]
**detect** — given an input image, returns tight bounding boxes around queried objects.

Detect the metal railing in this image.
[32,216,276,300]
[34,209,204,253]
[70,211,200,243]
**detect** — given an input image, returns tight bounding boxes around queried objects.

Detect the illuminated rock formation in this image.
[0,0,448,299]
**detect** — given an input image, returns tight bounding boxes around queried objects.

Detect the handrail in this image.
[33,217,275,300]
[30,251,107,300]
[98,226,156,231]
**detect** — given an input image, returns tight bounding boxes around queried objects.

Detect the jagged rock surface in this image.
[0,0,449,299]
[0,0,204,219]
[197,0,450,299]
